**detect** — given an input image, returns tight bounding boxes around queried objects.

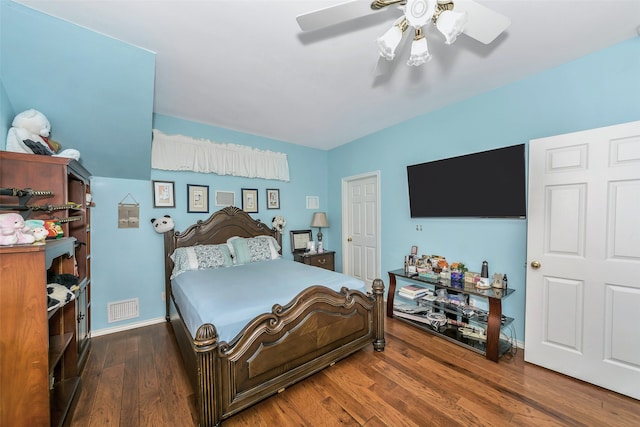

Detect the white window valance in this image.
[151,129,290,182]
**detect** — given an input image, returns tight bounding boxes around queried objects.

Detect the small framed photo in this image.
[266,188,280,209]
[187,184,209,213]
[290,229,312,252]
[152,180,175,208]
[411,245,418,256]
[241,188,258,213]
[215,190,235,207]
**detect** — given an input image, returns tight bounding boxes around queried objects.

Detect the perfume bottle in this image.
[502,274,508,289]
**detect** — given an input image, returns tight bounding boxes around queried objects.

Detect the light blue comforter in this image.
[171,258,367,342]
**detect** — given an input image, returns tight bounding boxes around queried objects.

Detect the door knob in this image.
[347,237,352,242]
[530,261,541,269]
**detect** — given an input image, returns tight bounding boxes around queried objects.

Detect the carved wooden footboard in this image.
[184,281,384,426]
[163,207,385,426]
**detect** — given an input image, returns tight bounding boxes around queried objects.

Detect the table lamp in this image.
[310,212,329,243]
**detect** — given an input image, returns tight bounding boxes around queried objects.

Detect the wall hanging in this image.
[118,193,140,228]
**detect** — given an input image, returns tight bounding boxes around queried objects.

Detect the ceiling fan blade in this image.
[454,0,511,44]
[297,1,380,32]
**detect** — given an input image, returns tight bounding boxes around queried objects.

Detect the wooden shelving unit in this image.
[0,152,92,426]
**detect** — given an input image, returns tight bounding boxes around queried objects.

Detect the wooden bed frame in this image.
[163,207,385,426]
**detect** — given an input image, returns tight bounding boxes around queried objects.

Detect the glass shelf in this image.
[388,269,515,362]
[389,268,515,300]
[393,292,515,328]
[392,312,513,358]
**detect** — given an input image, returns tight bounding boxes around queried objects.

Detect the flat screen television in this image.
[407,144,526,218]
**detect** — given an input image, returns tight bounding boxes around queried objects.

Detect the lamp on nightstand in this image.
[310,212,329,243]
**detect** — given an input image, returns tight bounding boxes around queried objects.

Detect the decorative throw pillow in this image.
[228,236,281,264]
[170,244,232,278]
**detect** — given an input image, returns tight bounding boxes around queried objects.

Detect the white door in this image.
[525,121,640,399]
[342,172,381,291]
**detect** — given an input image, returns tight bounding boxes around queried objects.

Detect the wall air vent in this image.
[107,298,139,323]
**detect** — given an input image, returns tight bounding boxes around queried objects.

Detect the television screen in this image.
[407,144,526,218]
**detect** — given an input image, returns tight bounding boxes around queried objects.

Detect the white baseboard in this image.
[92,317,166,337]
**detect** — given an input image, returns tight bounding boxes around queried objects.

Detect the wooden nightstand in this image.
[293,251,335,271]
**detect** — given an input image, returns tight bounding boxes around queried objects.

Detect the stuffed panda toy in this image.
[271,215,286,233]
[150,215,175,233]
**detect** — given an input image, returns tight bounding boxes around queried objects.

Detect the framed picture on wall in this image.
[241,188,258,213]
[187,184,209,213]
[266,189,280,209]
[152,180,175,208]
[215,190,235,207]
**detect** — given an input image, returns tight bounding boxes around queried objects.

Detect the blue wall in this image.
[2,0,639,342]
[89,114,329,331]
[0,80,12,145]
[328,37,640,341]
[1,0,155,179]
[151,113,329,246]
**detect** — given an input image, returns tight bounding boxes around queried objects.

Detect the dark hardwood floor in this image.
[70,319,640,426]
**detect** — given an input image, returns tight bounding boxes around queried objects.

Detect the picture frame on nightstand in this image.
[290,229,312,253]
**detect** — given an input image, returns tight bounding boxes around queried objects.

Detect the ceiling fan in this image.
[297,0,511,66]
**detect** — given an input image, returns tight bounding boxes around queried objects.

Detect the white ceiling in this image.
[14,0,640,150]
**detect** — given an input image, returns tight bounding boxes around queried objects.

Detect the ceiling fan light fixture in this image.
[377,17,409,60]
[407,28,431,66]
[405,0,437,28]
[436,9,468,44]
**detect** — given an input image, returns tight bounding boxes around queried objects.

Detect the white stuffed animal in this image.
[150,215,175,233]
[6,109,80,160]
[24,219,48,243]
[272,215,286,233]
[0,213,35,245]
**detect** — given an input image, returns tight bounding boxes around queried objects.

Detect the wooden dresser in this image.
[0,152,92,426]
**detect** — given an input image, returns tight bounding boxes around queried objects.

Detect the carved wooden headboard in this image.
[163,206,282,319]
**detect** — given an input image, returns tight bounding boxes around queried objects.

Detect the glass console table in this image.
[388,269,515,362]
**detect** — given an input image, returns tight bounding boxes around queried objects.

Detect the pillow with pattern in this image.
[170,244,232,279]
[228,236,281,265]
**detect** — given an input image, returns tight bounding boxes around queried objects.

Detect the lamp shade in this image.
[436,10,468,44]
[310,212,329,228]
[407,32,431,66]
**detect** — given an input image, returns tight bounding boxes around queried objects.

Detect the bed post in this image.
[164,230,176,321]
[194,323,221,427]
[372,278,386,351]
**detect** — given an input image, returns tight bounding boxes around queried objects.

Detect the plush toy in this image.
[24,219,47,242]
[272,215,286,233]
[0,217,19,245]
[30,226,49,243]
[0,213,35,245]
[48,272,79,290]
[44,220,64,238]
[5,109,80,160]
[151,215,175,233]
[47,283,75,306]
